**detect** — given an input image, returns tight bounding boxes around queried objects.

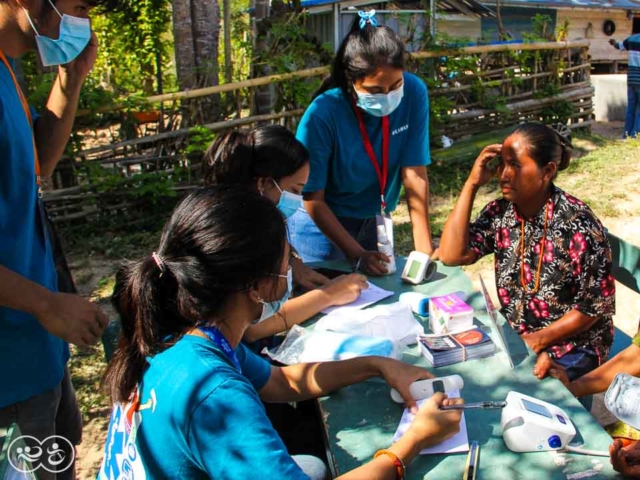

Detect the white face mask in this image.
[355,83,404,117]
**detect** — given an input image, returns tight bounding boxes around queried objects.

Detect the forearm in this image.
[271,356,386,402]
[403,167,433,255]
[34,69,83,176]
[243,291,334,343]
[439,181,479,265]
[337,433,422,480]
[569,345,640,397]
[0,265,52,319]
[304,198,364,260]
[527,309,599,354]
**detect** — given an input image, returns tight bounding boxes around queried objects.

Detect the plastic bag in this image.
[263,325,398,365]
[605,373,640,430]
[314,302,424,346]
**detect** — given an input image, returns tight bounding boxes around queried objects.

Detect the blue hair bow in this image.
[358,10,378,29]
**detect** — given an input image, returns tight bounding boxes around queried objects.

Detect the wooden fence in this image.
[45,40,593,226]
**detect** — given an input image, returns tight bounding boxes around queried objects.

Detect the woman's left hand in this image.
[378,358,435,413]
[291,257,329,290]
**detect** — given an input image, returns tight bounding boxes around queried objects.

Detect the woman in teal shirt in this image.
[100,186,463,479]
[289,11,435,275]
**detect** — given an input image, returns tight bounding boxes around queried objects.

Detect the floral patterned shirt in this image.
[469,186,615,362]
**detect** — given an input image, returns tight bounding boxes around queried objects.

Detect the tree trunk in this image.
[172,0,221,125]
[223,0,233,83]
[251,0,274,115]
[496,0,507,41]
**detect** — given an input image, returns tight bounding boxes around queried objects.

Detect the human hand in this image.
[467,144,502,188]
[428,248,439,261]
[291,257,329,290]
[357,251,390,276]
[548,361,571,389]
[610,439,640,477]
[320,274,368,306]
[532,351,553,380]
[378,359,435,414]
[60,31,99,87]
[405,393,464,450]
[609,39,618,47]
[36,292,108,347]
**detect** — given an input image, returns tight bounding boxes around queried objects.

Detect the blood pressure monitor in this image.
[501,391,576,452]
[401,251,437,285]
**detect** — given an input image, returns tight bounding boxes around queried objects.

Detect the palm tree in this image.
[172,0,221,124]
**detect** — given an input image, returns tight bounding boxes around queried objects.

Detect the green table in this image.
[308,257,620,479]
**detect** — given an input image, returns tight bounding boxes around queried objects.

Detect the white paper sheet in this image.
[392,389,469,455]
[321,282,394,314]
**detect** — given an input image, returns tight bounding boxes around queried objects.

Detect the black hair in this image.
[202,125,309,187]
[511,122,573,172]
[104,186,287,403]
[313,15,406,100]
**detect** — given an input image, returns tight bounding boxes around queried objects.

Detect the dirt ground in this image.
[69,121,639,478]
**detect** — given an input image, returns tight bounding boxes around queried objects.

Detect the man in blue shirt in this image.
[0,0,120,477]
[610,34,640,138]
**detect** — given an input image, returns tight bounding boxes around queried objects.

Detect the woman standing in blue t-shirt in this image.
[100,186,463,480]
[289,11,435,275]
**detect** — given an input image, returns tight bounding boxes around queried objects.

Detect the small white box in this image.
[428,294,474,334]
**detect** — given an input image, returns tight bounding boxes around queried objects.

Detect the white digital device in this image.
[401,251,437,285]
[390,375,464,403]
[501,391,576,452]
[479,275,515,369]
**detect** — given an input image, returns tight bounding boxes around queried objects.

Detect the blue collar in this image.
[198,326,241,372]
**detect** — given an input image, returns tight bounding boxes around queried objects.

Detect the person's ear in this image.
[542,162,557,182]
[255,177,269,195]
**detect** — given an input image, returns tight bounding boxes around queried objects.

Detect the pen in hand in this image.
[441,401,507,411]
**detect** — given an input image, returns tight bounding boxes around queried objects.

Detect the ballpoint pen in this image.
[440,401,507,411]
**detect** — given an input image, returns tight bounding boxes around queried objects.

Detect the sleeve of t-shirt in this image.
[236,343,271,391]
[401,74,431,168]
[296,102,334,193]
[467,201,500,259]
[571,222,616,319]
[188,379,309,479]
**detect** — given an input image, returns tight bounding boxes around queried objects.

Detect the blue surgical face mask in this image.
[256,266,293,323]
[23,0,91,67]
[355,83,404,117]
[272,179,303,219]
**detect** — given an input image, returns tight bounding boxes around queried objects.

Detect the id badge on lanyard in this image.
[353,107,394,246]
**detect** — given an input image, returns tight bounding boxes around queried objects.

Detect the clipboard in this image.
[478,275,515,369]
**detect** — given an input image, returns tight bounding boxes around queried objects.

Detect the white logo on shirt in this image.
[392,125,409,136]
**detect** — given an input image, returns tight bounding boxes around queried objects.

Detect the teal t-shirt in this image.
[0,57,64,408]
[100,335,308,479]
[296,72,431,218]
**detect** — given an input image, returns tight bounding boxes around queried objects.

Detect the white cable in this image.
[561,445,610,457]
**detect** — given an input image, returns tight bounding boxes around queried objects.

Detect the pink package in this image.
[429,294,474,334]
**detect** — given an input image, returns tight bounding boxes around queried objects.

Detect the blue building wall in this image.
[481,7,557,41]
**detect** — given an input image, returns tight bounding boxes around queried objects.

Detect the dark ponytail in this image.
[104,186,287,403]
[511,122,573,173]
[313,14,406,100]
[202,125,309,187]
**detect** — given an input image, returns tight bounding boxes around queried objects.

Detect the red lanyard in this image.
[0,49,42,196]
[354,107,390,210]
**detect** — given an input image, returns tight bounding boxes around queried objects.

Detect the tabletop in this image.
[308,257,620,479]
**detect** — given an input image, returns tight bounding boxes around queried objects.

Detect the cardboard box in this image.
[429,294,474,334]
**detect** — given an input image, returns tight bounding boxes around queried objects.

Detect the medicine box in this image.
[428,294,474,334]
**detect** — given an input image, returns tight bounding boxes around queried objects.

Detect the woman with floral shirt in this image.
[439,122,614,381]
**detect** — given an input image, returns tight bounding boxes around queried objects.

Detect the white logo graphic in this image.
[8,435,75,474]
[392,124,409,136]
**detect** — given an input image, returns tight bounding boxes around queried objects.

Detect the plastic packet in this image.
[314,302,423,346]
[263,325,398,365]
[605,373,640,430]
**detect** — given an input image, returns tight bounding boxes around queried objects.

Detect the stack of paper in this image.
[392,389,469,454]
[418,327,496,367]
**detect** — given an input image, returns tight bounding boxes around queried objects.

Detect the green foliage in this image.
[185,126,215,158]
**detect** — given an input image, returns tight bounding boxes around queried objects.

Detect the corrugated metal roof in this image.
[300,0,496,16]
[482,0,640,10]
